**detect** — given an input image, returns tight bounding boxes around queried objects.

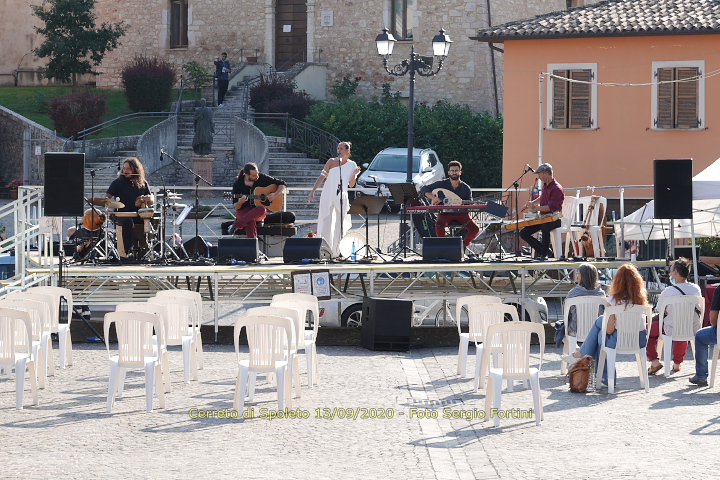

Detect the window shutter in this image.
[552,70,568,128]
[656,68,674,129]
[675,67,699,128]
[569,70,591,128]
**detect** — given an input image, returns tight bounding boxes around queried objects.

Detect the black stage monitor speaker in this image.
[422,236,463,262]
[44,152,85,216]
[361,297,412,351]
[654,159,693,219]
[283,237,332,263]
[183,236,210,258]
[674,245,700,261]
[217,237,259,263]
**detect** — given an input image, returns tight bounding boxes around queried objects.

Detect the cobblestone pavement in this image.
[0,342,717,479]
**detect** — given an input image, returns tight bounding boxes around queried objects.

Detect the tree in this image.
[32,0,127,90]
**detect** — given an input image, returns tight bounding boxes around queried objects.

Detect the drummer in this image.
[106,157,154,258]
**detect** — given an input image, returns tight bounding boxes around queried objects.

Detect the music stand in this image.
[348,195,388,260]
[479,200,510,261]
[387,182,420,260]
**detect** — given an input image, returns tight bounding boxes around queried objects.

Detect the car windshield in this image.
[368,153,421,173]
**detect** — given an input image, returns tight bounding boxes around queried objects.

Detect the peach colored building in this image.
[474,0,720,200]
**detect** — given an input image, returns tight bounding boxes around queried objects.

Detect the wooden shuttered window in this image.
[170,0,188,48]
[551,69,592,129]
[655,67,699,129]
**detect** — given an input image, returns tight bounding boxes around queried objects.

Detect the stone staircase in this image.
[265,141,322,221]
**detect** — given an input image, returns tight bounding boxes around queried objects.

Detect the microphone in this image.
[160,148,166,162]
[525,164,535,173]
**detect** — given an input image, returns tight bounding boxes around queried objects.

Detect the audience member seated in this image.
[566,262,606,336]
[689,284,720,387]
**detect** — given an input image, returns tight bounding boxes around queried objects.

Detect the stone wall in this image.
[137,116,178,175]
[0,105,64,186]
[64,136,141,163]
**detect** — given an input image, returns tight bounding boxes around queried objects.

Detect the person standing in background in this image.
[214,52,231,107]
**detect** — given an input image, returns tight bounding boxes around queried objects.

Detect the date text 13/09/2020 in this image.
[188,407,535,421]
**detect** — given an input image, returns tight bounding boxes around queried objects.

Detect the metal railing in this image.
[288,118,340,161]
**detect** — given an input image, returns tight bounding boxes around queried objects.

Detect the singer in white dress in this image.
[307,141,361,257]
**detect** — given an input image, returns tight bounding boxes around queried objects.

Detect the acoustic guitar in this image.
[223,185,284,212]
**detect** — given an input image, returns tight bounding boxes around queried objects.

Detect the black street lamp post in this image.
[375,28,452,182]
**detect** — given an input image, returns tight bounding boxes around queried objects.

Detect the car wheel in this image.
[341,303,363,327]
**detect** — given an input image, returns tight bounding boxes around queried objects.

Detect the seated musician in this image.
[106,157,154,258]
[229,163,286,238]
[519,163,564,259]
[419,161,480,248]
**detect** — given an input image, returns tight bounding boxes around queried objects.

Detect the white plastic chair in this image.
[0,297,52,388]
[709,324,720,388]
[596,304,652,393]
[454,295,502,377]
[483,321,545,426]
[471,303,520,391]
[561,296,606,374]
[155,289,204,369]
[148,296,198,384]
[234,315,294,414]
[657,295,704,377]
[568,196,608,258]
[4,292,55,375]
[546,196,578,259]
[28,286,74,369]
[0,307,38,410]
[271,294,320,387]
[115,302,172,393]
[246,306,302,398]
[104,311,166,413]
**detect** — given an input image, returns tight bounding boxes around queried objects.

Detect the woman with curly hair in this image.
[564,263,649,386]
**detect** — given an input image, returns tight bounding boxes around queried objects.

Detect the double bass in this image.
[579,195,605,257]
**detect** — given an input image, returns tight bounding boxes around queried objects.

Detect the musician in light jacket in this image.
[229,163,286,238]
[420,160,480,248]
[519,162,565,259]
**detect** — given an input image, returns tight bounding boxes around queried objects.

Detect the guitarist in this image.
[229,163,286,238]
[419,161,480,248]
[519,163,564,259]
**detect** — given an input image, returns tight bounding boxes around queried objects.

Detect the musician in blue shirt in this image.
[419,161,480,247]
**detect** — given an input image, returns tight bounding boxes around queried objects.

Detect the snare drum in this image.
[138,207,156,219]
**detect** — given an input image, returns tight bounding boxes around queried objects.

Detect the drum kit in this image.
[72,192,189,264]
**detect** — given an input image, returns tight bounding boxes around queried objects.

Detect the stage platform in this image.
[25,256,666,338]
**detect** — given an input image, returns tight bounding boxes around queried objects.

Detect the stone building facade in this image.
[3,0,575,113]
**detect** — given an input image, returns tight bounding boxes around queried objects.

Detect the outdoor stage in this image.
[28,256,667,338]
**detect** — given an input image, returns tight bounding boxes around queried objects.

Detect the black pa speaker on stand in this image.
[217,237,260,263]
[654,159,693,219]
[361,297,412,351]
[283,237,332,263]
[44,152,85,217]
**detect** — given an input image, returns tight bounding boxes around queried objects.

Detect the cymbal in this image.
[91,197,125,209]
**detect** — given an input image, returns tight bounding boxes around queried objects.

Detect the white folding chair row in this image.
[657,295,704,377]
[234,314,295,414]
[29,286,74,369]
[115,302,172,393]
[0,307,39,409]
[561,296,606,374]
[246,306,301,399]
[271,293,320,387]
[148,296,199,384]
[483,321,545,427]
[0,297,52,388]
[596,304,652,393]
[155,289,204,369]
[455,295,502,377]
[104,311,166,413]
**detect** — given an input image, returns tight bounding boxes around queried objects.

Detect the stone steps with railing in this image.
[84,150,138,192]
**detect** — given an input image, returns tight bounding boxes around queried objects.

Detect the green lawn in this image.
[0,86,167,138]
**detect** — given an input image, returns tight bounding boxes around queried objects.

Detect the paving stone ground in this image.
[0,341,717,479]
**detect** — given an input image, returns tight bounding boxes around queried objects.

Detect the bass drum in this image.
[338,232,366,259]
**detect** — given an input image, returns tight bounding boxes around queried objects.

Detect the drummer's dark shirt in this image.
[107,176,151,213]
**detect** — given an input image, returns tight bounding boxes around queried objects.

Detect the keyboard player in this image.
[519,162,564,259]
[419,161,480,248]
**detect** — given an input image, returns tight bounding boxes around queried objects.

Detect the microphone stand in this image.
[336,157,344,256]
[159,150,213,260]
[504,166,535,258]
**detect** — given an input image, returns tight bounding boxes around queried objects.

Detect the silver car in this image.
[356,147,445,202]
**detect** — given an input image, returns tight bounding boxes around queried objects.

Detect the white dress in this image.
[317,159,357,257]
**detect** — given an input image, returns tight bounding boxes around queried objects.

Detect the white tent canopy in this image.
[616,157,720,242]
